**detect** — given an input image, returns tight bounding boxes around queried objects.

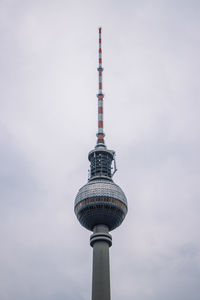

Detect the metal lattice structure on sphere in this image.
[74,28,128,300]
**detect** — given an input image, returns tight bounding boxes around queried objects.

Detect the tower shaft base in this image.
[90,225,112,300]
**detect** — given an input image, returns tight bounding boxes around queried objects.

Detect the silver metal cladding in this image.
[75,179,127,207]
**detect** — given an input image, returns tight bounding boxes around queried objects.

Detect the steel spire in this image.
[96,27,105,145]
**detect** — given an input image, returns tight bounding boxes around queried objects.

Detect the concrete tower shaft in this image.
[90,225,112,300]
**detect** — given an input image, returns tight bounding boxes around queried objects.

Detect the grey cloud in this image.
[0,0,200,299]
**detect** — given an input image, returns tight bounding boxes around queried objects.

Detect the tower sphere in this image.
[74,179,127,231]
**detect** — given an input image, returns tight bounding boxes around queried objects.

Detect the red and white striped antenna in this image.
[96,27,105,145]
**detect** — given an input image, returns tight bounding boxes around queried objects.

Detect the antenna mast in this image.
[96,27,105,145]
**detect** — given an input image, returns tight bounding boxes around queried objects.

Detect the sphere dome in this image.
[74,179,128,231]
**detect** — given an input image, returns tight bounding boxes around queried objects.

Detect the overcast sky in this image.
[0,0,200,299]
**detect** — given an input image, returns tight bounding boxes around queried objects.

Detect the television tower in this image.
[74,28,128,300]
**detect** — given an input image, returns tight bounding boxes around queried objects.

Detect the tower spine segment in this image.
[97,27,105,145]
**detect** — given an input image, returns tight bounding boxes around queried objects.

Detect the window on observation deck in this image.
[75,197,127,214]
